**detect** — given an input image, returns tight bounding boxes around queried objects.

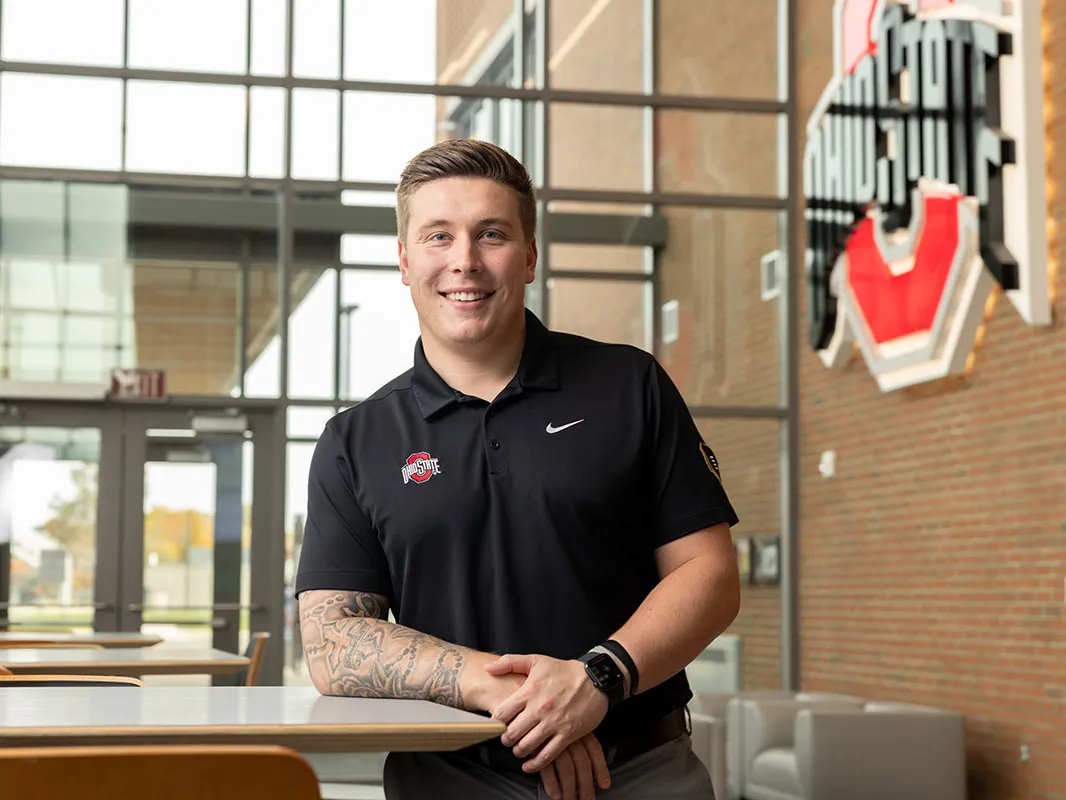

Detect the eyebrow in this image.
[417,217,516,236]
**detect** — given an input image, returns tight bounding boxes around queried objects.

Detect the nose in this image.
[450,233,483,272]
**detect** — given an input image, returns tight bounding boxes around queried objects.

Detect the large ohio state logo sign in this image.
[804,0,1050,392]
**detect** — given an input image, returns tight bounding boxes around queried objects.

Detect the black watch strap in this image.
[601,639,640,697]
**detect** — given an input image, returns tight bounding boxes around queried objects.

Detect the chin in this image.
[446,323,494,346]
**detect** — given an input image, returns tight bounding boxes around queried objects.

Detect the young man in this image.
[296,138,741,800]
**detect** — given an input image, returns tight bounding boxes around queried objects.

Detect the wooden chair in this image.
[0,642,105,649]
[0,745,323,799]
[235,632,270,687]
[0,674,144,687]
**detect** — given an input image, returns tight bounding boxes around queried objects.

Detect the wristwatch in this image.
[578,651,626,710]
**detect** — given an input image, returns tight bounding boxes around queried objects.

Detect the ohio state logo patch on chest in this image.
[804,0,1050,392]
[401,452,441,485]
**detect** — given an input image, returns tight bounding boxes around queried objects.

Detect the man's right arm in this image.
[298,588,505,712]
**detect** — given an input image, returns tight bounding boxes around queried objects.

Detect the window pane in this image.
[342,92,438,183]
[0,255,254,392]
[550,103,644,192]
[68,184,128,261]
[133,262,241,394]
[125,81,246,176]
[288,269,337,400]
[338,1,517,89]
[549,244,650,275]
[1,0,124,67]
[340,269,420,401]
[244,263,281,399]
[8,259,59,307]
[249,87,286,178]
[286,406,336,439]
[344,0,435,84]
[0,180,139,389]
[128,0,247,74]
[250,0,287,77]
[1,181,64,260]
[284,440,314,684]
[0,74,123,171]
[292,90,340,181]
[658,3,780,99]
[0,426,102,627]
[657,110,783,198]
[341,235,399,267]
[658,207,783,406]
[546,278,651,351]
[692,417,781,690]
[343,92,521,183]
[293,0,340,79]
[549,0,644,93]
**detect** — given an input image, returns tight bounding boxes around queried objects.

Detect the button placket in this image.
[483,410,506,475]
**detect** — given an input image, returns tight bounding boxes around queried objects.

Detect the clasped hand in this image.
[486,654,611,798]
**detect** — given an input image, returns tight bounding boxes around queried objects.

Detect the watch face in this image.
[585,653,622,688]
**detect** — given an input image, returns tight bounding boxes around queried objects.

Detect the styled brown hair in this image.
[395,138,537,242]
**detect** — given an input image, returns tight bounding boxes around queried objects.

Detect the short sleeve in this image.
[645,358,740,547]
[294,421,394,598]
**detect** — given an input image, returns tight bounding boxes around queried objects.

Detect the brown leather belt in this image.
[460,707,690,777]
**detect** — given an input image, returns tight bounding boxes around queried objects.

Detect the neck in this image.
[422,315,527,402]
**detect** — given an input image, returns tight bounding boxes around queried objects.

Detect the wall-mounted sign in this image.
[109,368,167,401]
[804,0,1049,391]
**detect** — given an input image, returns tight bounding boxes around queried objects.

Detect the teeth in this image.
[446,291,489,302]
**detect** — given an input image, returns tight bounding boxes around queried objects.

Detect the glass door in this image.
[0,402,123,633]
[0,401,284,682]
[119,406,283,682]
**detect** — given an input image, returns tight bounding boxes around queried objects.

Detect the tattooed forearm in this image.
[298,589,469,708]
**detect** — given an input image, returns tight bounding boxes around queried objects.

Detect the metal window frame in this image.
[0,0,799,689]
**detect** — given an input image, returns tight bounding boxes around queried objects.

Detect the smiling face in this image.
[398,176,537,353]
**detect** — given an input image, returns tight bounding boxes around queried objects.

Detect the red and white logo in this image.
[804,0,1050,392]
[401,452,441,485]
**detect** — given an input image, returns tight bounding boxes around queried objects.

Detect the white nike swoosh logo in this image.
[546,419,584,434]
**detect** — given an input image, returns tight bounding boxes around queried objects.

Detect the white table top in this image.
[0,631,162,648]
[0,686,504,752]
[0,647,249,676]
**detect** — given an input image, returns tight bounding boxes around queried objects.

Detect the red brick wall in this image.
[796,2,1066,798]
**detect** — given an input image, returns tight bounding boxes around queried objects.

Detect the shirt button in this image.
[490,439,501,450]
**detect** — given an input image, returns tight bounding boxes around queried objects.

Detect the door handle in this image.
[125,604,264,612]
[0,602,113,610]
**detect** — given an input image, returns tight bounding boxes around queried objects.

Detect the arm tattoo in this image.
[299,590,467,708]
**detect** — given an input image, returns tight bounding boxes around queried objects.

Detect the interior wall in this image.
[795,2,1066,798]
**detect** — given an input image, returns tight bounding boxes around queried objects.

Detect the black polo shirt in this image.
[295,310,739,741]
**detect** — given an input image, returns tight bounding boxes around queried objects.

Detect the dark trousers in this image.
[383,733,715,799]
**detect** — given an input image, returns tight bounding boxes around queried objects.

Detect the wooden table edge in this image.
[0,721,506,753]
[1,658,251,676]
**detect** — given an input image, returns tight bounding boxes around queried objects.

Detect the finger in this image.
[581,735,611,791]
[491,689,528,723]
[513,719,551,759]
[524,732,570,774]
[539,762,562,800]
[568,740,595,800]
[500,708,540,747]
[484,653,535,676]
[554,749,577,800]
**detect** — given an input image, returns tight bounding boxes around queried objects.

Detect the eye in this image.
[428,232,449,242]
[481,230,503,240]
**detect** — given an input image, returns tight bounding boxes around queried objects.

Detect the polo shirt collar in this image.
[411,309,560,419]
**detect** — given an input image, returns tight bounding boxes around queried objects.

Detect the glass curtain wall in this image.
[0,0,796,691]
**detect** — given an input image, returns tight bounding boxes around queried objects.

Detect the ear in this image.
[525,236,538,285]
[398,237,411,286]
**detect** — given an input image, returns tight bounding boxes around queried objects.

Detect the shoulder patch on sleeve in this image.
[699,442,721,482]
